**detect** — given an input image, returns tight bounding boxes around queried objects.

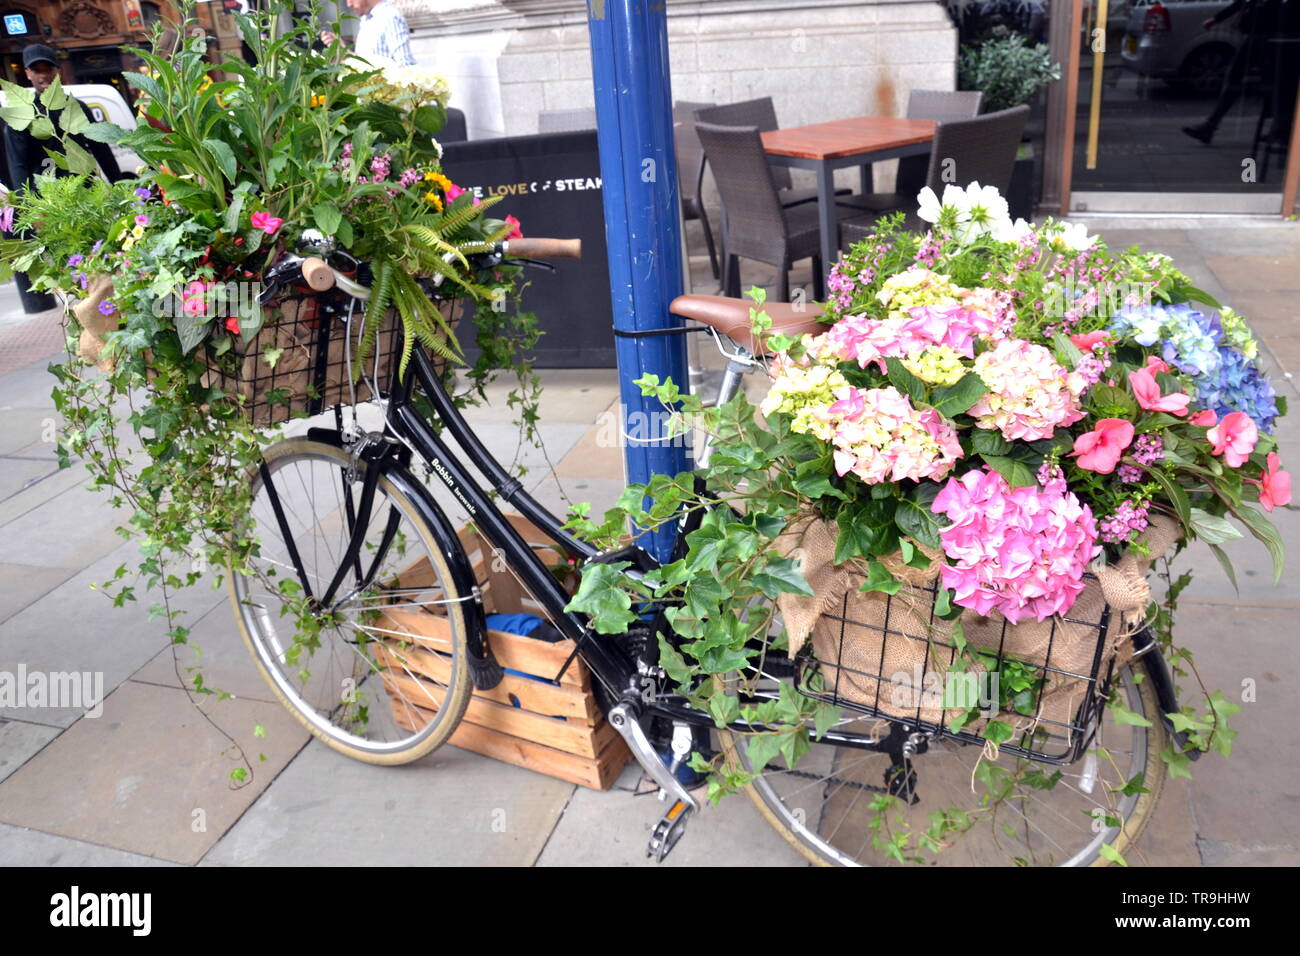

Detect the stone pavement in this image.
[0,219,1297,867]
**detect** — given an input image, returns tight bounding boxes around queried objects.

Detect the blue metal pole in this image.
[586,0,690,563]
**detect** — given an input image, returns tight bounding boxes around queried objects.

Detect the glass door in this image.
[1071,0,1300,213]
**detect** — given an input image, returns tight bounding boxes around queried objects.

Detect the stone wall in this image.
[399,1,957,141]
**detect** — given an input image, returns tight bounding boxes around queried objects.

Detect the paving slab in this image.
[1197,840,1300,866]
[129,595,278,704]
[535,774,808,867]
[0,541,224,727]
[0,718,60,784]
[0,680,309,865]
[0,563,78,625]
[0,823,178,867]
[0,356,59,410]
[0,407,59,457]
[202,737,574,866]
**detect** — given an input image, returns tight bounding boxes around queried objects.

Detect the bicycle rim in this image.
[719,661,1166,866]
[228,437,473,763]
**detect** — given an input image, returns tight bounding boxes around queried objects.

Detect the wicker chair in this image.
[694,98,849,208]
[840,104,1030,247]
[697,121,853,302]
[441,107,468,143]
[674,100,720,280]
[538,108,597,133]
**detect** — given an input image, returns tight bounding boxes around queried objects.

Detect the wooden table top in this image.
[761,116,937,160]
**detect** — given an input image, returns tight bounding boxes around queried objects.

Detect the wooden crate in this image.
[373,512,631,790]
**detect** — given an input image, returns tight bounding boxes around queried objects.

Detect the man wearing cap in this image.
[3,44,124,190]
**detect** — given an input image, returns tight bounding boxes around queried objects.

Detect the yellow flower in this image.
[131,224,145,238]
[310,94,326,108]
[423,171,453,192]
[424,191,443,211]
[122,235,137,251]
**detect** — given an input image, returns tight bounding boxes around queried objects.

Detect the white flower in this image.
[1055,220,1097,251]
[961,182,1010,230]
[916,183,972,225]
[991,217,1035,243]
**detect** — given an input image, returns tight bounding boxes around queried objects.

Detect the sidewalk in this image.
[0,220,1297,866]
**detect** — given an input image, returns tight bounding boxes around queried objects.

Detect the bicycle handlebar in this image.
[504,237,582,259]
[296,237,581,302]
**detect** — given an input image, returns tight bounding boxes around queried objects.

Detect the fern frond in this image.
[429,193,503,234]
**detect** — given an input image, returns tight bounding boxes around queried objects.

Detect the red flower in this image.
[1245,453,1292,512]
[1129,359,1189,417]
[1069,330,1110,352]
[225,316,241,335]
[1206,411,1258,468]
[1069,418,1135,474]
[505,214,523,240]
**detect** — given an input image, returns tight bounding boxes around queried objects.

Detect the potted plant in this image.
[567,184,1288,864]
[0,0,539,767]
[958,31,1061,221]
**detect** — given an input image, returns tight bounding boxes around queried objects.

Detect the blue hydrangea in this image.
[1110,302,1278,432]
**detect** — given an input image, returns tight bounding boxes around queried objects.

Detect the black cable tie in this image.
[612,325,712,339]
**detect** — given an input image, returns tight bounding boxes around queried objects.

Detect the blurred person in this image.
[320,0,415,66]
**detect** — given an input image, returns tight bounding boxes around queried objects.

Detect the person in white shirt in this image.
[320,0,416,67]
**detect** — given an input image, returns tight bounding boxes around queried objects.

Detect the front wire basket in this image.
[792,573,1116,764]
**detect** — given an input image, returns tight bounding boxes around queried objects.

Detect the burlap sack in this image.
[777,511,1181,748]
[73,274,121,372]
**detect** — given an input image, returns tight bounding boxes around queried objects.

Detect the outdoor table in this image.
[761,116,936,287]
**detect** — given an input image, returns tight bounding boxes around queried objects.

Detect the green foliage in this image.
[958,34,1061,113]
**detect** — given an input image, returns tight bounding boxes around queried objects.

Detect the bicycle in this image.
[226,237,1190,866]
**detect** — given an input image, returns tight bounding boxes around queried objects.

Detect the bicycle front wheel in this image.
[227,437,474,764]
[717,658,1167,867]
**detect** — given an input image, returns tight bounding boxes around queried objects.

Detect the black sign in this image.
[441,130,614,368]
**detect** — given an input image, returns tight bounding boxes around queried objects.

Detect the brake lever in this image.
[502,257,556,273]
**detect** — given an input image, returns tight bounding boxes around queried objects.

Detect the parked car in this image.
[1121,0,1242,94]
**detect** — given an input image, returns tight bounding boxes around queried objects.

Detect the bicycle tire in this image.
[227,437,474,764]
[717,658,1168,866]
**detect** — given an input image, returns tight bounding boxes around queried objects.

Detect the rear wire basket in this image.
[793,573,1116,764]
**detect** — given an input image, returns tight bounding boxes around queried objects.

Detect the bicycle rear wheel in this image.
[227,437,474,764]
[717,657,1167,866]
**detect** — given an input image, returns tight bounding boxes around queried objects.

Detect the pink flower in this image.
[931,467,1100,623]
[1206,411,1258,468]
[968,338,1087,441]
[1190,409,1217,426]
[1069,330,1110,352]
[505,214,523,240]
[1245,453,1292,512]
[1070,418,1135,474]
[250,211,283,235]
[1128,363,1189,417]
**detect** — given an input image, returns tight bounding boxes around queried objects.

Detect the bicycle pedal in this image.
[647,799,693,863]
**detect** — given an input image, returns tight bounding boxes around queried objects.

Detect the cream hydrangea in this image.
[875,268,963,318]
[759,361,849,441]
[902,345,967,386]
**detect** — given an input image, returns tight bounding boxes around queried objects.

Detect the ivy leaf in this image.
[564,561,637,634]
[982,720,1014,746]
[749,557,814,600]
[744,733,785,774]
[657,633,691,684]
[930,372,987,418]
[1187,507,1243,546]
[1098,842,1128,867]
[858,560,902,595]
[980,454,1037,488]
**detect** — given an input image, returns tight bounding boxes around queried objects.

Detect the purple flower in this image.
[91,240,103,255]
[67,254,84,268]
[134,187,151,200]
[77,273,88,290]
[98,300,116,316]
[0,205,12,233]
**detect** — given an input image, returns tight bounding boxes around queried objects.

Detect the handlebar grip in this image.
[505,237,582,260]
[301,256,335,292]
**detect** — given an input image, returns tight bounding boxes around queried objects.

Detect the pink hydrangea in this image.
[931,467,1100,624]
[968,338,1087,441]
[812,303,1005,371]
[811,385,963,484]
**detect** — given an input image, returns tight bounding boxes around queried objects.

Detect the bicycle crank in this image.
[607,700,698,861]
